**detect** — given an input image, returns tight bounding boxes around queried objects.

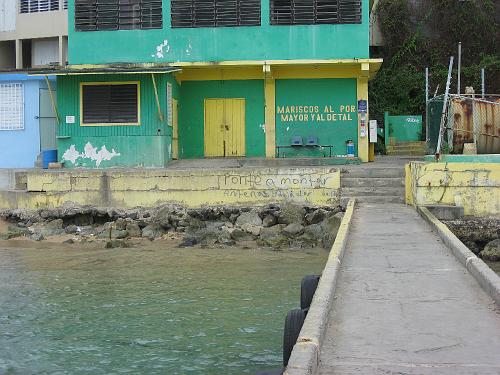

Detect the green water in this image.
[0,241,327,374]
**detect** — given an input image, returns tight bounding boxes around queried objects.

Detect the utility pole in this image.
[457,42,462,95]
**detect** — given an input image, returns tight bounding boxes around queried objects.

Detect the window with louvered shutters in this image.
[270,0,361,25]
[20,0,59,13]
[82,84,139,125]
[171,0,260,28]
[75,0,162,31]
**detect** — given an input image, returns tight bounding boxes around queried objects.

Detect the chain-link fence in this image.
[426,94,500,155]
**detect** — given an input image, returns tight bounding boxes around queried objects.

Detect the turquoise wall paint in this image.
[384,112,423,145]
[179,80,265,159]
[275,79,358,157]
[57,73,179,168]
[67,0,369,65]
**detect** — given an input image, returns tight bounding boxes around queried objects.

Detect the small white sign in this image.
[369,120,378,143]
[66,115,75,124]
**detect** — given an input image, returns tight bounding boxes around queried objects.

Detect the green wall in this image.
[57,73,180,168]
[384,112,423,145]
[275,79,358,157]
[179,80,265,159]
[67,0,369,65]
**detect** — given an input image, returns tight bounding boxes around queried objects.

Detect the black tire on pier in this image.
[300,275,320,311]
[283,308,306,367]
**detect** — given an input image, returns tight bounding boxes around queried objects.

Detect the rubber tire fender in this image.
[300,275,321,311]
[283,308,306,367]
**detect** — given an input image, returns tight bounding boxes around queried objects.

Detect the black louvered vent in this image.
[171,0,261,28]
[75,0,162,32]
[82,84,138,124]
[270,0,360,25]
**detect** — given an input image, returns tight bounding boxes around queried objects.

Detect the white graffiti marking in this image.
[62,142,121,167]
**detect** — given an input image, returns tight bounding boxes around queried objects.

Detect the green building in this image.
[47,0,381,168]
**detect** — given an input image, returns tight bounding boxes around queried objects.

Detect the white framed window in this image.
[0,83,24,131]
[20,0,59,14]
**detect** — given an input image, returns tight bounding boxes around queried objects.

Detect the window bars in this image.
[270,0,361,25]
[0,83,24,131]
[20,0,59,13]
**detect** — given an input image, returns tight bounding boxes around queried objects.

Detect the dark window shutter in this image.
[75,0,162,31]
[270,0,360,25]
[82,84,138,124]
[171,0,260,28]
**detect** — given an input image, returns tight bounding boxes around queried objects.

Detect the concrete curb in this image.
[284,199,356,375]
[417,206,500,306]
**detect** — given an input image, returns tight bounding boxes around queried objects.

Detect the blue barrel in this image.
[42,149,58,169]
[346,140,355,157]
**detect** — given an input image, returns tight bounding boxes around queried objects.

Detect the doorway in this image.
[204,98,245,157]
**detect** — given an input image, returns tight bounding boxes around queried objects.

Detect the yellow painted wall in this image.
[0,168,341,210]
[406,162,500,216]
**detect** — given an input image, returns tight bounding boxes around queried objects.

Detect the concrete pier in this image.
[317,204,500,374]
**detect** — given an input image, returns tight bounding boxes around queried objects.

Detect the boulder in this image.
[241,223,262,236]
[152,206,173,229]
[36,219,64,237]
[278,203,305,225]
[0,226,28,240]
[305,209,327,225]
[262,214,277,227]
[320,212,343,248]
[114,218,128,231]
[141,224,165,240]
[258,224,289,248]
[30,232,44,241]
[64,224,79,234]
[297,223,324,247]
[105,239,131,249]
[126,222,142,238]
[481,239,500,261]
[236,211,262,227]
[230,228,255,242]
[283,223,305,236]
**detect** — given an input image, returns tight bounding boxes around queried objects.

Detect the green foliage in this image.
[370,0,500,124]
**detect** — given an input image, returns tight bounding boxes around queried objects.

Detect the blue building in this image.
[0,74,57,168]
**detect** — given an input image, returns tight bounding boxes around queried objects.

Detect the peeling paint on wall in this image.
[62,142,121,167]
[152,40,170,59]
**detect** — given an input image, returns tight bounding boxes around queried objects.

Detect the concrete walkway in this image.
[318,204,500,375]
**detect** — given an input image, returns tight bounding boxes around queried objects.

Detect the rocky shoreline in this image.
[0,202,344,250]
[443,217,500,262]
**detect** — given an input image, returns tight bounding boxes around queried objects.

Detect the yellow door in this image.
[204,98,245,157]
[172,99,179,159]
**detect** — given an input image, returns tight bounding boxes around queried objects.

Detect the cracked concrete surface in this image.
[318,204,500,375]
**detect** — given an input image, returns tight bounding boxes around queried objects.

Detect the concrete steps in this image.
[340,167,406,204]
[386,141,427,156]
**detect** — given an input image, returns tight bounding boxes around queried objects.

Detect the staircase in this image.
[341,166,405,204]
[386,141,427,156]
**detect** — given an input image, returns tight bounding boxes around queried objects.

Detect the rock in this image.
[258,224,289,248]
[30,232,44,241]
[481,239,500,261]
[236,211,262,227]
[114,218,128,231]
[152,206,173,229]
[305,209,327,225]
[283,223,305,236]
[443,217,500,250]
[105,239,131,249]
[206,221,226,230]
[278,203,305,225]
[240,223,262,236]
[113,230,128,239]
[297,223,324,247]
[262,214,277,227]
[0,227,28,240]
[33,219,64,237]
[141,224,165,240]
[65,224,78,234]
[63,238,75,244]
[178,238,197,247]
[320,213,343,248]
[230,228,255,242]
[126,222,142,237]
[186,227,222,246]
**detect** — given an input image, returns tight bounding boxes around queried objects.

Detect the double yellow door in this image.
[204,98,246,157]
